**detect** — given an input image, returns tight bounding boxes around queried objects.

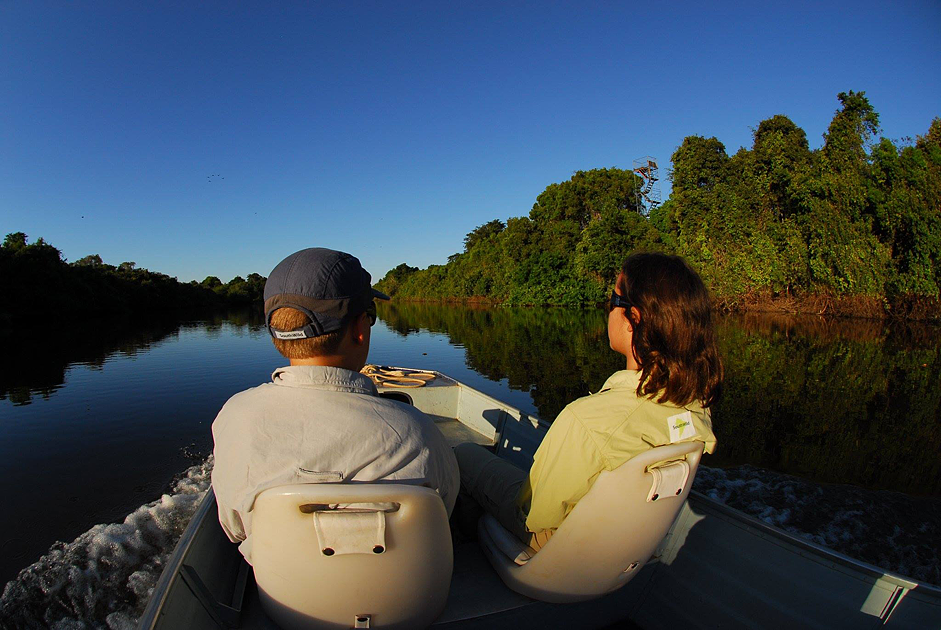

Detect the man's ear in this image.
[349,312,369,345]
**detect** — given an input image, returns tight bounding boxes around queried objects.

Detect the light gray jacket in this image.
[211,365,459,563]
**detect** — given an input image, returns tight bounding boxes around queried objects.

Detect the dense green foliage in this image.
[377,93,941,318]
[378,302,941,495]
[0,232,265,326]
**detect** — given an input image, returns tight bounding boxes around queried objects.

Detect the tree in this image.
[3,232,28,251]
[530,168,639,229]
[822,90,880,169]
[463,220,505,252]
[753,115,812,217]
[670,136,729,194]
[575,209,662,285]
[74,254,104,267]
[374,263,419,297]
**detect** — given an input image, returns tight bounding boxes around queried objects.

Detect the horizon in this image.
[2,1,939,283]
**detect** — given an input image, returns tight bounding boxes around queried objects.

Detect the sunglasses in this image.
[609,290,632,312]
[365,301,378,326]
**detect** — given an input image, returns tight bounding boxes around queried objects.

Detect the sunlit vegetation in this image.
[0,232,265,326]
[376,92,941,320]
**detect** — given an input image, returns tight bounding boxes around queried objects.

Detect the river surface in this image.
[0,304,939,628]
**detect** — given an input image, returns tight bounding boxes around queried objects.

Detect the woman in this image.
[455,252,723,552]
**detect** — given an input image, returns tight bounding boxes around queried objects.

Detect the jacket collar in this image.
[601,369,703,411]
[271,365,378,395]
[600,369,642,391]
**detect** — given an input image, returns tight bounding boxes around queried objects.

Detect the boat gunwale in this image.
[137,487,218,630]
[686,490,941,595]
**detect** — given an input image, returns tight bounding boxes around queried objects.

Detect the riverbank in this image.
[715,292,941,322]
[375,293,941,322]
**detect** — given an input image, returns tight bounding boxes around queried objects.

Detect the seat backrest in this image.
[482,441,703,603]
[251,484,453,630]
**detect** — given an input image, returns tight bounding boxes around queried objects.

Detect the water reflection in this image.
[0,308,264,406]
[381,302,624,417]
[0,307,270,588]
[377,302,941,496]
[714,315,941,496]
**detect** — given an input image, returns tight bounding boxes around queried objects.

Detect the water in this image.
[1,305,939,627]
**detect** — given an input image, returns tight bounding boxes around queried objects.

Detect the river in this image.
[0,304,939,628]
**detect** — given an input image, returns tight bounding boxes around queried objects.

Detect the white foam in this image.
[0,457,212,629]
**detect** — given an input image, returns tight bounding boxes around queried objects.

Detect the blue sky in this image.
[2,1,939,283]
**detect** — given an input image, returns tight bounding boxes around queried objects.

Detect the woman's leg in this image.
[453,442,530,543]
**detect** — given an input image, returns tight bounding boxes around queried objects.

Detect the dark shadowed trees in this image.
[0,235,266,325]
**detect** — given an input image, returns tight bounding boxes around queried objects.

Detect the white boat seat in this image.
[478,441,704,603]
[251,484,452,630]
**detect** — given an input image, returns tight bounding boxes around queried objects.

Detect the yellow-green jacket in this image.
[517,369,716,534]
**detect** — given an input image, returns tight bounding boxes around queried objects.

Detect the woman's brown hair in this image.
[617,252,723,408]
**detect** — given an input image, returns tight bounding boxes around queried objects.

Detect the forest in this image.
[376,92,941,320]
[0,232,265,327]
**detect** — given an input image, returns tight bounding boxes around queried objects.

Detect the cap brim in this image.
[371,288,391,301]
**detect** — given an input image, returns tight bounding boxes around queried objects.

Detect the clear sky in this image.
[2,1,939,283]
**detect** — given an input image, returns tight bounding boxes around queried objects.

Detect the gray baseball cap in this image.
[264,248,390,340]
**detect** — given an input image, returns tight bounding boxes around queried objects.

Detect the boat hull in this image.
[139,370,941,629]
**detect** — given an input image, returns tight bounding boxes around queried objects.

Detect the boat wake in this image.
[694,465,941,586]
[1,459,938,629]
[0,457,212,630]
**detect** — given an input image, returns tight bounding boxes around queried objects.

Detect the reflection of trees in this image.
[712,316,941,495]
[378,303,941,495]
[380,302,623,419]
[0,308,264,406]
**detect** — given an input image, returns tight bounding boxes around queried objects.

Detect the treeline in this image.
[376,92,941,319]
[0,232,265,326]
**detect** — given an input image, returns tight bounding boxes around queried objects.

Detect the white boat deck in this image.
[433,416,494,447]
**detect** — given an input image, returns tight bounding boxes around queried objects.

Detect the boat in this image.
[138,369,941,629]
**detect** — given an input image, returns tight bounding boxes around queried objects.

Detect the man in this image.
[211,247,459,563]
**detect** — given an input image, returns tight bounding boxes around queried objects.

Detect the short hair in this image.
[269,307,348,359]
[617,252,723,408]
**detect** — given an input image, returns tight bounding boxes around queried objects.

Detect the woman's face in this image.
[607,272,634,362]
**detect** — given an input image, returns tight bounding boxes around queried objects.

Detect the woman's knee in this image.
[453,441,482,461]
[454,442,493,489]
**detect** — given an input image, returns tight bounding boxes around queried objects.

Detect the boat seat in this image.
[251,484,452,630]
[477,441,704,603]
